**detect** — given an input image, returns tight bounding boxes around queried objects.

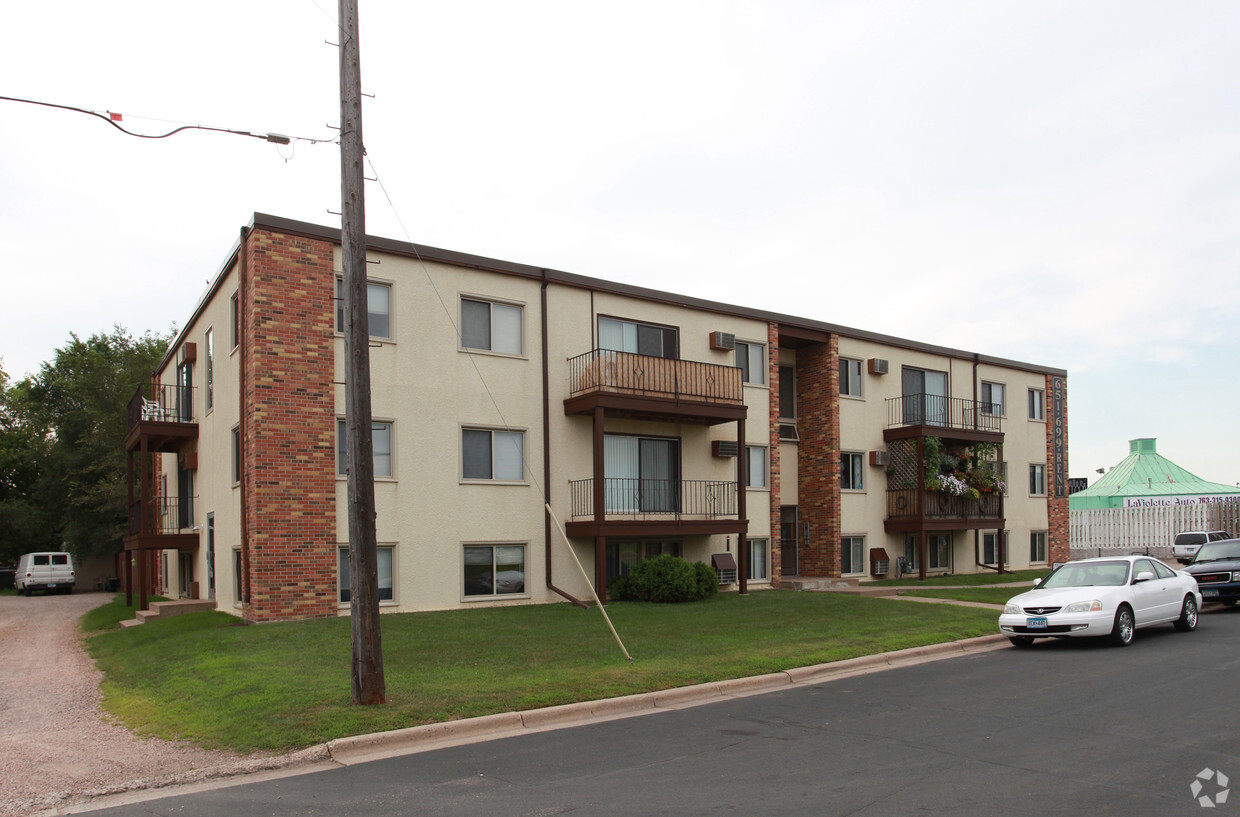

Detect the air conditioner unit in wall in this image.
[870,450,890,467]
[868,358,888,375]
[710,331,736,351]
[713,440,739,457]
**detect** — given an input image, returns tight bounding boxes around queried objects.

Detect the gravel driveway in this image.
[0,592,314,816]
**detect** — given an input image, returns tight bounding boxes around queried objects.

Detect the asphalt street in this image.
[84,607,1240,817]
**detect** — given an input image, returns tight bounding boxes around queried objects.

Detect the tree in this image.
[0,327,173,564]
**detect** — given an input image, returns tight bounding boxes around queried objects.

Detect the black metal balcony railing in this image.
[127,383,197,429]
[568,350,743,405]
[128,495,196,536]
[886,394,1003,433]
[886,489,1002,521]
[569,478,738,520]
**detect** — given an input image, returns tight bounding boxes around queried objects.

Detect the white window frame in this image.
[1029,463,1047,497]
[461,426,526,483]
[231,425,241,486]
[337,419,395,479]
[229,290,240,351]
[748,537,769,581]
[1030,531,1048,564]
[335,277,393,340]
[204,326,214,412]
[841,536,865,575]
[338,544,397,605]
[460,295,524,356]
[735,341,766,386]
[1028,388,1046,421]
[982,531,1009,566]
[746,445,768,489]
[839,357,863,398]
[981,381,1005,416]
[841,451,864,491]
[462,542,528,599]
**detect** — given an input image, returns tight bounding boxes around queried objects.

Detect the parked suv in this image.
[14,551,75,595]
[1183,538,1240,606]
[1173,530,1231,564]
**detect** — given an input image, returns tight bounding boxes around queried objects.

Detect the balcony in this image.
[124,384,198,453]
[565,478,744,537]
[884,394,1003,445]
[125,496,199,551]
[564,350,746,425]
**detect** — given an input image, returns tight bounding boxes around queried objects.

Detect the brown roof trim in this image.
[225,213,1068,378]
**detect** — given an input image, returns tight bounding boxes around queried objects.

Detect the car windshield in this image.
[1192,541,1240,563]
[1038,560,1131,588]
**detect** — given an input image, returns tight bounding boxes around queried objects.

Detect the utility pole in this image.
[339,0,385,705]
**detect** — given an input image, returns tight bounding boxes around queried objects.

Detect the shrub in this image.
[624,555,716,603]
[608,574,638,601]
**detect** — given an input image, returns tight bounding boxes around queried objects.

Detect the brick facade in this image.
[1045,374,1070,564]
[767,323,782,587]
[794,336,841,577]
[241,229,338,622]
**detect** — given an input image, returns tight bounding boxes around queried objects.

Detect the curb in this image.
[325,634,1008,765]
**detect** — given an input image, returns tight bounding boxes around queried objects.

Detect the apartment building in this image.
[122,213,1069,622]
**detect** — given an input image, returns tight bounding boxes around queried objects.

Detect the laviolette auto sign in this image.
[1124,495,1236,508]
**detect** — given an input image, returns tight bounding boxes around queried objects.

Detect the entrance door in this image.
[205,512,216,601]
[780,506,799,575]
[902,367,948,426]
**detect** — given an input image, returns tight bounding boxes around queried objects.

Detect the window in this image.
[981,382,1004,415]
[598,317,677,359]
[1030,531,1047,563]
[1029,464,1046,496]
[841,536,865,575]
[231,426,241,485]
[736,341,766,385]
[841,452,864,491]
[205,328,214,411]
[983,531,1008,566]
[335,278,392,339]
[230,291,239,350]
[461,297,522,355]
[1028,388,1045,421]
[176,358,193,422]
[462,427,524,481]
[905,533,952,570]
[778,364,798,440]
[233,549,242,604]
[604,435,678,512]
[463,544,526,596]
[748,538,769,580]
[339,545,394,602]
[606,541,682,582]
[839,358,863,397]
[746,446,768,489]
[901,367,948,425]
[337,419,394,478]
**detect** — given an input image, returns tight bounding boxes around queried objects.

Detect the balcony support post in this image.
[916,435,927,580]
[737,419,747,594]
[592,406,607,603]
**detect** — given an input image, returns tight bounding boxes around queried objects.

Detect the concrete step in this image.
[127,599,217,626]
[118,618,142,628]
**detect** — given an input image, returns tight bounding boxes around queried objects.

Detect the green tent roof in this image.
[1070,438,1240,509]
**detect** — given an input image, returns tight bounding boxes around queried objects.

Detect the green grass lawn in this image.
[83,591,996,753]
[863,567,1049,587]
[898,587,1023,606]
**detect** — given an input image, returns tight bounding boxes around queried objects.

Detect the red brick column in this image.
[796,336,841,577]
[767,323,782,587]
[1046,375,1069,564]
[241,228,338,622]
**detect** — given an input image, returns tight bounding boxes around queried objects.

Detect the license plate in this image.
[1026,617,1048,629]
[1204,589,1219,598]
[48,583,57,588]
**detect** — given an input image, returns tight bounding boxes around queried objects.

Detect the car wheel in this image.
[1109,605,1135,647]
[1008,636,1035,648]
[1174,596,1198,632]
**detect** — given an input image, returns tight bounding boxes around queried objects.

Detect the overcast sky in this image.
[2,1,1238,484]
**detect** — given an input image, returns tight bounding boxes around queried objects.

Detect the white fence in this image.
[1070,500,1240,559]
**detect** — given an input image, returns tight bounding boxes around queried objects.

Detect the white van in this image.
[15,552,75,595]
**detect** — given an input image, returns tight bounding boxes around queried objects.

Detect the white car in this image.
[998,555,1201,647]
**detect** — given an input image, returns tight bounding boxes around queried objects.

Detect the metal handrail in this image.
[885,394,1003,433]
[569,478,738,520]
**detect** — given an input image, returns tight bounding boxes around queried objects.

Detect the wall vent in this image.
[712,440,739,457]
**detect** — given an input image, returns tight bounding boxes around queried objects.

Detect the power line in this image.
[0,94,335,146]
